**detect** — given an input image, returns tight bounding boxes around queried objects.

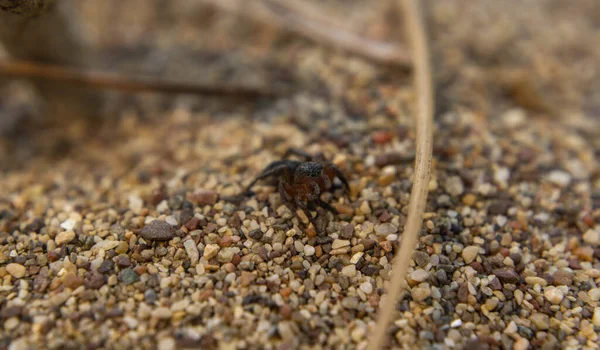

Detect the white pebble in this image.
[544,287,564,305]
[304,245,316,256]
[462,246,479,264]
[546,170,571,187]
[60,218,76,231]
[360,282,373,294]
[342,265,357,278]
[183,240,200,266]
[410,269,429,282]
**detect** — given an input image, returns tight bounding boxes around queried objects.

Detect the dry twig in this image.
[0,60,283,98]
[367,0,435,349]
[201,0,411,67]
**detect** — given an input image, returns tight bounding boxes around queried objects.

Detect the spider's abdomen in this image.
[295,162,323,179]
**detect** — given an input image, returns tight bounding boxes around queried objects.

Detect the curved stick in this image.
[367,0,435,349]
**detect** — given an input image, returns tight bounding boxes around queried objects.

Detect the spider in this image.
[243,148,350,231]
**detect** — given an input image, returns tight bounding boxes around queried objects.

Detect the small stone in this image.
[84,271,105,289]
[530,313,549,330]
[544,287,563,305]
[444,176,464,196]
[514,338,529,350]
[140,220,174,242]
[144,289,157,303]
[342,265,357,278]
[360,282,373,294]
[375,223,398,235]
[183,240,200,266]
[462,194,476,206]
[55,230,76,246]
[332,239,350,250]
[341,297,359,309]
[413,251,429,267]
[485,298,498,311]
[592,307,600,326]
[153,307,172,319]
[304,245,316,256]
[6,263,26,278]
[582,229,600,246]
[158,337,175,350]
[552,270,573,286]
[241,271,256,287]
[115,254,131,267]
[91,240,120,253]
[192,189,219,206]
[62,272,83,289]
[115,242,129,254]
[462,246,479,264]
[546,170,571,187]
[588,288,600,301]
[412,286,431,301]
[350,252,364,264]
[492,268,520,284]
[525,276,548,287]
[360,201,371,215]
[203,244,220,260]
[410,269,429,282]
[119,268,140,285]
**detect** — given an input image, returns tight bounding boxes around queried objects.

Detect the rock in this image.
[203,244,220,260]
[410,269,429,282]
[444,176,464,196]
[582,229,600,246]
[341,265,357,278]
[55,230,76,246]
[552,270,573,286]
[525,276,548,287]
[332,239,350,250]
[488,200,512,215]
[140,220,174,242]
[153,307,172,319]
[192,189,219,206]
[91,240,120,253]
[530,313,549,330]
[588,288,600,301]
[375,223,398,235]
[84,271,105,289]
[546,170,571,187]
[119,268,140,285]
[544,287,563,305]
[593,307,600,327]
[359,201,371,215]
[462,246,479,264]
[115,254,131,267]
[341,296,359,309]
[492,268,520,284]
[413,251,429,267]
[183,240,200,266]
[6,263,26,278]
[62,272,83,289]
[412,286,431,301]
[304,245,316,256]
[360,282,373,294]
[241,271,256,287]
[158,337,176,350]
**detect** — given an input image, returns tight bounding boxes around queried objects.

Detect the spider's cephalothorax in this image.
[243,148,350,232]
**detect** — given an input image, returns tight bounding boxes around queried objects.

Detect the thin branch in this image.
[0,60,284,98]
[367,0,434,349]
[201,0,411,67]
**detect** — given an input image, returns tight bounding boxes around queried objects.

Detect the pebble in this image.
[593,308,600,327]
[544,287,564,304]
[241,271,256,286]
[55,230,76,246]
[332,239,350,250]
[411,286,431,301]
[152,307,172,319]
[140,220,174,241]
[375,223,397,235]
[360,282,373,294]
[525,276,548,287]
[461,246,479,264]
[514,338,529,350]
[203,244,220,260]
[62,272,83,289]
[158,337,175,350]
[341,297,359,309]
[359,201,371,214]
[91,240,120,253]
[192,189,219,206]
[546,170,571,187]
[582,229,600,246]
[492,268,520,284]
[342,265,357,278]
[119,268,140,285]
[304,245,316,256]
[444,176,464,196]
[5,317,19,331]
[410,269,429,282]
[530,313,549,330]
[6,263,26,278]
[588,288,600,301]
[183,240,200,266]
[413,251,429,267]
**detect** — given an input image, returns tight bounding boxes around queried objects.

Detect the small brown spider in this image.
[243,148,350,231]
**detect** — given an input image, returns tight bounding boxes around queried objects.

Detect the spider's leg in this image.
[295,198,319,231]
[279,181,305,228]
[331,164,350,193]
[283,148,314,161]
[243,162,291,195]
[315,198,339,215]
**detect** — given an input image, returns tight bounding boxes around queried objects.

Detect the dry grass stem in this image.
[0,60,282,98]
[201,0,411,67]
[367,0,435,349]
